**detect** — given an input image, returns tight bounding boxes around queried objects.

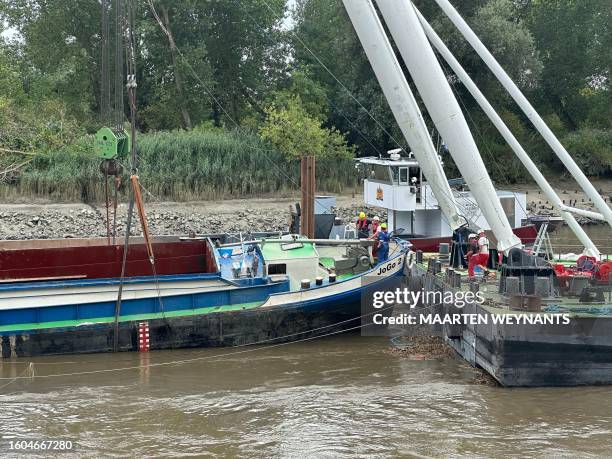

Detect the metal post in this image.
[413,6,600,258]
[308,156,316,238]
[432,0,612,229]
[300,156,316,239]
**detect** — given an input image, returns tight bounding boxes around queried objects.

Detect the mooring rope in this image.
[0,286,443,388]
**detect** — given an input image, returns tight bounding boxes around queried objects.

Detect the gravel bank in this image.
[0,195,385,240]
[0,178,609,241]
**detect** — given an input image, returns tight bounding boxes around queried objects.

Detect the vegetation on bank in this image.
[0,0,609,202]
[0,129,357,202]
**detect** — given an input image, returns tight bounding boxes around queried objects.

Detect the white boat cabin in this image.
[356,151,526,237]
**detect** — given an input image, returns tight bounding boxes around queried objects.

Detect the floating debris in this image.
[387,335,454,360]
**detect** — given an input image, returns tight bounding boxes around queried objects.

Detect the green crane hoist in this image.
[94,126,131,160]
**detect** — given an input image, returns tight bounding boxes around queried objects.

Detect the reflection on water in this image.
[1,335,611,458]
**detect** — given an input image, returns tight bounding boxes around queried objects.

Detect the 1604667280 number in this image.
[5,439,75,452]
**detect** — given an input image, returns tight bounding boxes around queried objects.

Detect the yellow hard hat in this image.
[359,212,366,219]
[381,222,388,229]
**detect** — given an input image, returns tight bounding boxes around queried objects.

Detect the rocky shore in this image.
[0,178,609,241]
[0,196,386,240]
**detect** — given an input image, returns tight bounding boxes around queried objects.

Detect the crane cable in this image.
[113,0,167,352]
[113,0,137,352]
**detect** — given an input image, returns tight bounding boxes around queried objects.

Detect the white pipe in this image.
[375,0,521,253]
[432,0,612,229]
[341,0,464,230]
[559,205,604,221]
[413,6,600,257]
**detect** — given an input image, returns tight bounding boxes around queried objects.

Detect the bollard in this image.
[301,279,311,289]
[505,276,520,295]
[535,276,551,297]
[329,273,337,283]
[315,276,323,286]
[438,243,450,263]
[416,250,423,264]
[434,260,442,274]
[446,268,454,286]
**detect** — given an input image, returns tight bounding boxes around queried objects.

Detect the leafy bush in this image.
[259,96,355,160]
[562,128,612,177]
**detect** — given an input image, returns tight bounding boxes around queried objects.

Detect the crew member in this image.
[369,215,381,256]
[356,211,370,238]
[370,215,381,236]
[376,222,390,263]
[468,229,490,278]
[465,233,478,263]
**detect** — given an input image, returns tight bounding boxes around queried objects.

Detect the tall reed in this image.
[0,129,357,202]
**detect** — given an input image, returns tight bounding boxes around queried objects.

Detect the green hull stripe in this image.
[0,300,265,334]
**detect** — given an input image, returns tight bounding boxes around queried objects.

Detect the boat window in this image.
[268,263,287,275]
[390,166,398,184]
[398,167,409,185]
[370,165,392,183]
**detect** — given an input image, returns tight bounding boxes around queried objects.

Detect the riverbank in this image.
[0,195,379,240]
[0,179,609,240]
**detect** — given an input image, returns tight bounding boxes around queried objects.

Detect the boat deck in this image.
[410,253,612,386]
[416,253,612,315]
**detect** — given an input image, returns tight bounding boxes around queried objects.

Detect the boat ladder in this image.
[532,221,554,260]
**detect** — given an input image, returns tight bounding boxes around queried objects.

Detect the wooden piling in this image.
[300,156,316,239]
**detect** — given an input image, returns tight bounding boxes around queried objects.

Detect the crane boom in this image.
[432,0,612,229]
[374,0,521,253]
[341,0,464,231]
[412,6,600,258]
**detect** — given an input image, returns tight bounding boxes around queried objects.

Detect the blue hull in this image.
[0,268,404,357]
[0,274,289,332]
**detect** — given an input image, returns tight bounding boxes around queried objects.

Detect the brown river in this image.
[550,224,612,255]
[1,223,611,457]
[1,334,612,458]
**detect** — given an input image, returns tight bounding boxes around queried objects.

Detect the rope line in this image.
[0,288,442,385]
[0,276,435,381]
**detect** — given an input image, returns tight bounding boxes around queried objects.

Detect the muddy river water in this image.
[0,223,611,457]
[1,335,611,457]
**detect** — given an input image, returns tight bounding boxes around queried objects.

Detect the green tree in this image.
[526,0,611,130]
[259,95,354,160]
[292,0,405,155]
[138,0,214,131]
[0,0,101,124]
[198,0,288,126]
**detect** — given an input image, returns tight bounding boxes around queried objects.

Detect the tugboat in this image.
[355,149,538,252]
